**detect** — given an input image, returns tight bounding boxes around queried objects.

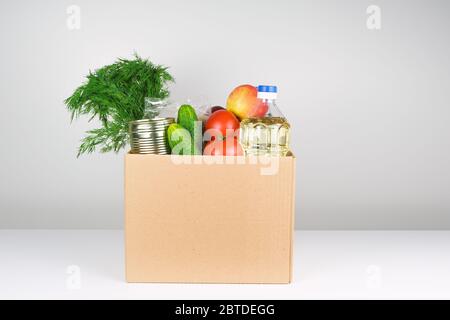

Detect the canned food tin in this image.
[129,118,174,155]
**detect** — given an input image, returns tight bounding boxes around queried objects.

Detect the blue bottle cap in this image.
[257,85,277,93]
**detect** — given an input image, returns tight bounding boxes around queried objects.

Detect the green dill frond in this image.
[64,54,174,157]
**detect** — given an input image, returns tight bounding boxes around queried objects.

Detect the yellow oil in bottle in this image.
[239,117,290,156]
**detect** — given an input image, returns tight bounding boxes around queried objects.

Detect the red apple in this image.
[226,84,268,120]
[210,106,225,113]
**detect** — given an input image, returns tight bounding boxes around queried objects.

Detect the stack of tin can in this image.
[129,118,174,154]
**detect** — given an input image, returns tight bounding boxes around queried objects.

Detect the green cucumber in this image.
[177,104,198,137]
[177,104,202,155]
[167,123,200,155]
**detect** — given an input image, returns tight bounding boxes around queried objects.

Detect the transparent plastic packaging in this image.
[239,86,291,156]
[144,97,178,119]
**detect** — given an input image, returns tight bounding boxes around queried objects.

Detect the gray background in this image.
[1,0,449,229]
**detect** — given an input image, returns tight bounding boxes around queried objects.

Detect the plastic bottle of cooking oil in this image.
[239,85,290,156]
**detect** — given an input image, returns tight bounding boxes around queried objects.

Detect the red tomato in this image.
[203,137,243,156]
[205,110,240,139]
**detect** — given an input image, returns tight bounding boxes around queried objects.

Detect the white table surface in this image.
[0,230,449,300]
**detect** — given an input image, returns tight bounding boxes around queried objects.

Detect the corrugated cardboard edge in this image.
[288,154,297,283]
[124,155,129,282]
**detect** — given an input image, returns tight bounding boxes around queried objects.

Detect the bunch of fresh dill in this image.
[64,54,174,156]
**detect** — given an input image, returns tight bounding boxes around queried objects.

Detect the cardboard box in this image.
[125,154,296,283]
